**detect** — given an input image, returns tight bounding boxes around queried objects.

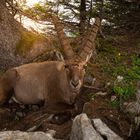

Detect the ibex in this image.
[0,16,100,114]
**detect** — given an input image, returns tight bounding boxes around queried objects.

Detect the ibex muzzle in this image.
[65,59,85,91]
[0,16,100,113]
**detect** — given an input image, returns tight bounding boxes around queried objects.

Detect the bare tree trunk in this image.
[79,0,86,40]
[88,0,92,26]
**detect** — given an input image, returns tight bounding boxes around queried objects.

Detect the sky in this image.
[26,0,43,7]
[26,0,54,6]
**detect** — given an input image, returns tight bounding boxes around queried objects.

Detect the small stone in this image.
[19,105,26,109]
[106,82,111,86]
[110,114,113,118]
[50,113,71,125]
[111,95,117,102]
[16,112,24,118]
[105,82,111,88]
[123,102,128,106]
[91,78,96,86]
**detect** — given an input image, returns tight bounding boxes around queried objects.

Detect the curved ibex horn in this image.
[79,17,101,62]
[51,15,74,59]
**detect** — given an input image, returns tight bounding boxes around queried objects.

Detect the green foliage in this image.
[110,54,139,99]
[16,31,36,55]
[125,56,140,80]
[96,36,140,100]
[132,55,140,66]
[113,84,135,99]
[33,3,46,13]
[96,37,117,54]
[103,1,140,33]
[109,100,120,109]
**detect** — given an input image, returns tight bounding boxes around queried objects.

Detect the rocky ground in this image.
[0,34,140,140]
[0,84,139,140]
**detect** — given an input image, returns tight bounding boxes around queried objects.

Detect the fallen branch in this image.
[83,84,106,92]
[26,121,43,132]
[26,114,52,132]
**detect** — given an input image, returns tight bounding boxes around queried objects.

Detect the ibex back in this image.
[0,16,100,113]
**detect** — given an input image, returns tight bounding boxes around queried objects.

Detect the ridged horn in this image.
[79,17,101,62]
[51,15,74,59]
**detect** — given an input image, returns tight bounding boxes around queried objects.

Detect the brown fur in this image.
[0,61,85,113]
[0,17,100,114]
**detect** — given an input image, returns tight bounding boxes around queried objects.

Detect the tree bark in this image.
[79,0,86,36]
[0,0,23,70]
[0,0,49,70]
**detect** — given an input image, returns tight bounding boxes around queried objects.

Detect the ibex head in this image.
[52,15,101,97]
[65,58,86,92]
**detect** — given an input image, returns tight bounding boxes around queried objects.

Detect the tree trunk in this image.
[0,0,49,70]
[0,0,23,70]
[79,0,86,36]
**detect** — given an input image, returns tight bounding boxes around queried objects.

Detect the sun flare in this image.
[26,0,42,6]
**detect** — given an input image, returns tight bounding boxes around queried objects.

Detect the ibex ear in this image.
[85,51,92,63]
[54,50,64,61]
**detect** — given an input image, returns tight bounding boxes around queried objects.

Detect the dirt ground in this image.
[0,86,139,140]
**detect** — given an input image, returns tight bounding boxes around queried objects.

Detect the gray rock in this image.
[123,82,140,119]
[70,113,103,140]
[125,102,140,115]
[92,119,123,140]
[0,131,59,140]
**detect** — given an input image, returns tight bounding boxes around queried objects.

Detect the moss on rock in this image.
[16,31,45,56]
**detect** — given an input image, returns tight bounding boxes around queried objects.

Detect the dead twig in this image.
[83,84,106,92]
[27,116,51,132]
[26,121,45,132]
